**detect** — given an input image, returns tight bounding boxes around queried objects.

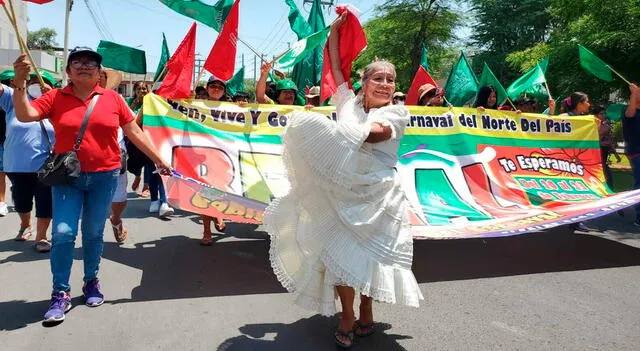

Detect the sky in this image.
[26,0,379,80]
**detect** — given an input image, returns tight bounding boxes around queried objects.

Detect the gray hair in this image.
[360,60,396,84]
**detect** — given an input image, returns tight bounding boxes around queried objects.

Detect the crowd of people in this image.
[0,30,639,350]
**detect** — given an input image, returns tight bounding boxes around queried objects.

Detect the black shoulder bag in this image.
[37,94,100,186]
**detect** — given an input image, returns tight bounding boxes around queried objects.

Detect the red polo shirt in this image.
[31,84,134,172]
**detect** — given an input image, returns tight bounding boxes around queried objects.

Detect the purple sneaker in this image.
[82,279,104,307]
[43,291,71,323]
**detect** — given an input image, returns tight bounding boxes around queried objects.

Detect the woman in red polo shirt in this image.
[12,47,171,324]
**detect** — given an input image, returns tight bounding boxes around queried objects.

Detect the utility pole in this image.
[62,0,72,86]
[253,55,257,82]
[242,53,244,68]
[194,57,204,86]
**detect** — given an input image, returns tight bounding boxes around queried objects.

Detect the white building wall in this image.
[0,1,27,51]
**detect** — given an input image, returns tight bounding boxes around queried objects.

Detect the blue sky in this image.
[27,0,378,79]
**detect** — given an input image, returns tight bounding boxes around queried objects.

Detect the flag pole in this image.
[193,67,205,90]
[3,1,46,87]
[506,97,517,111]
[237,37,267,64]
[607,65,632,85]
[151,65,168,89]
[543,81,553,101]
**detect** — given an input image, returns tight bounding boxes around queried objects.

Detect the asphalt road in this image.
[1,177,640,350]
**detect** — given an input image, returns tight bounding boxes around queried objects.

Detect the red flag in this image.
[406,65,438,105]
[203,0,239,81]
[23,0,55,3]
[320,6,367,102]
[156,23,197,99]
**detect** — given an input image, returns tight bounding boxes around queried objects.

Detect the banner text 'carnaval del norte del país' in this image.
[142,93,640,239]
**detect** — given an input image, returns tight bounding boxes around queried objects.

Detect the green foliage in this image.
[353,0,461,91]
[27,28,58,54]
[509,0,640,104]
[468,0,550,83]
[506,43,550,73]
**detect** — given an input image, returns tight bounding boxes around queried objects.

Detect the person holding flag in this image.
[256,62,298,106]
[265,11,422,349]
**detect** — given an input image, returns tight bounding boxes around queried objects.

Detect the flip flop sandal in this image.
[34,240,52,253]
[110,219,127,244]
[334,329,354,349]
[214,220,226,233]
[354,320,375,337]
[14,228,33,241]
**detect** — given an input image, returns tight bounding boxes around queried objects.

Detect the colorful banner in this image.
[142,94,640,239]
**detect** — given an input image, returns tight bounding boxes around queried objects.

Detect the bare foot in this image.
[335,314,356,347]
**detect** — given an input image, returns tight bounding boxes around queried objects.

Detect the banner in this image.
[142,94,640,239]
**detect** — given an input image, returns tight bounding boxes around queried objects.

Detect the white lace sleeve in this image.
[331,82,356,113]
[369,106,410,140]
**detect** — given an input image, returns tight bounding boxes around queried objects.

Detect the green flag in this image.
[506,58,549,100]
[226,66,245,97]
[291,0,326,94]
[578,44,614,82]
[285,0,312,40]
[97,40,146,74]
[159,0,233,32]
[153,33,171,82]
[444,52,479,106]
[276,27,330,70]
[478,62,508,105]
[420,43,430,73]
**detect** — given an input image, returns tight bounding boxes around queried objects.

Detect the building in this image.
[0,3,65,84]
[0,1,27,51]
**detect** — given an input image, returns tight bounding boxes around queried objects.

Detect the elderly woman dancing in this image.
[265,13,423,349]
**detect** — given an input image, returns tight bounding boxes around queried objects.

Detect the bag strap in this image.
[39,121,53,153]
[73,94,100,151]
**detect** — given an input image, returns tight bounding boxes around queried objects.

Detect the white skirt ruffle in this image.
[265,111,423,316]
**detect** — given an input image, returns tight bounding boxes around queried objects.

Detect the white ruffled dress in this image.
[265,83,423,316]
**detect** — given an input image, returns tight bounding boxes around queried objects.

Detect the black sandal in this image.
[354,320,375,337]
[334,329,354,349]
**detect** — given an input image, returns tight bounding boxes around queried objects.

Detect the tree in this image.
[507,0,640,104]
[353,0,461,91]
[27,27,58,53]
[468,0,550,83]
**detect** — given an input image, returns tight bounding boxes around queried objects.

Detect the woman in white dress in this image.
[265,14,423,348]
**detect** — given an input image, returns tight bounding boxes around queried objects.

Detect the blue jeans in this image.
[145,162,166,202]
[50,170,118,292]
[631,156,640,220]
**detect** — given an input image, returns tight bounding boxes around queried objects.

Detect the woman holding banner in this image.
[265,14,422,349]
[12,47,171,323]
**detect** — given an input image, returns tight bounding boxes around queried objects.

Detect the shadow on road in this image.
[412,226,640,282]
[217,314,410,351]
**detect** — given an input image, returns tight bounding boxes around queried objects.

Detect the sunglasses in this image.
[70,60,99,69]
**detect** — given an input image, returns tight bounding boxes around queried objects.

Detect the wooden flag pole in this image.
[193,67,206,90]
[3,0,47,87]
[543,81,553,101]
[151,65,168,89]
[607,65,632,85]
[506,97,518,111]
